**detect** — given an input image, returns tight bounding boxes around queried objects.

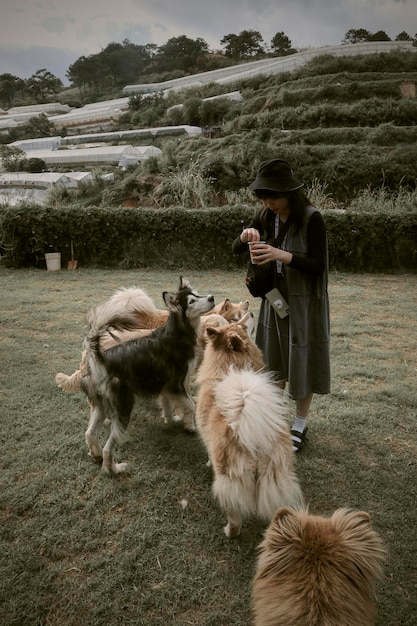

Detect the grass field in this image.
[1,266,416,625]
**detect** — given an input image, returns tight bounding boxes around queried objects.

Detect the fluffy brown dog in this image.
[55,286,251,393]
[252,507,385,626]
[196,317,304,538]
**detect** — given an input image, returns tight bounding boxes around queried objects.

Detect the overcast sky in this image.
[0,0,415,85]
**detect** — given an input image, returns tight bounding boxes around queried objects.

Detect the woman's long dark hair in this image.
[259,188,312,237]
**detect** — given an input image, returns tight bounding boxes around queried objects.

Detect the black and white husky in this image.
[82,277,214,475]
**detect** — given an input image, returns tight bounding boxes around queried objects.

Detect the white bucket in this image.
[45,252,61,271]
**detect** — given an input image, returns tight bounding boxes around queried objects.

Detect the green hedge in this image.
[1,204,416,272]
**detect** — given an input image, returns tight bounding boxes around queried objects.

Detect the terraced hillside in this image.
[105,45,417,207]
[2,43,417,210]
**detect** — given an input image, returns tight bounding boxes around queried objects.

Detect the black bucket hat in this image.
[249,158,303,192]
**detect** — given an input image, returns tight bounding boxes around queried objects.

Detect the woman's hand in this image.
[240,228,261,243]
[251,243,293,266]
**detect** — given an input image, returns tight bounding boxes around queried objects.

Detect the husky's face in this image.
[163,276,215,323]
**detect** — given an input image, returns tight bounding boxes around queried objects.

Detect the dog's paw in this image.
[55,372,81,393]
[102,461,128,475]
[89,453,103,464]
[224,522,241,539]
[113,462,128,474]
[55,373,69,388]
[87,446,103,463]
[182,416,196,433]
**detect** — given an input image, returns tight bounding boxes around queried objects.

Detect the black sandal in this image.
[290,427,308,452]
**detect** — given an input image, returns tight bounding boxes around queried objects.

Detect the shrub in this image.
[21,157,46,173]
[298,49,417,76]
[1,204,416,272]
[182,97,203,126]
[166,106,184,125]
[0,145,25,171]
[201,98,232,126]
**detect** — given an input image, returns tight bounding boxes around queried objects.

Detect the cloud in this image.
[39,15,77,37]
[0,45,80,84]
[0,0,416,85]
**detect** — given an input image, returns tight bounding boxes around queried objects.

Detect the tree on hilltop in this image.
[26,69,63,103]
[395,31,412,41]
[155,36,209,73]
[368,30,391,41]
[0,73,26,108]
[221,30,265,60]
[342,29,372,44]
[270,32,295,56]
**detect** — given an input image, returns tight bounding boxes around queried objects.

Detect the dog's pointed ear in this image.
[273,506,297,523]
[163,291,180,310]
[333,508,372,532]
[237,311,250,327]
[205,326,220,341]
[271,506,303,534]
[219,298,231,313]
[179,276,191,290]
[240,300,250,312]
[330,509,385,572]
[229,332,245,352]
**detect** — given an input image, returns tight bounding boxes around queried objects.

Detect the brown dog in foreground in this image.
[252,506,385,626]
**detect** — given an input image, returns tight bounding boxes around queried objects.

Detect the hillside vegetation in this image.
[3,48,417,210]
[74,48,417,209]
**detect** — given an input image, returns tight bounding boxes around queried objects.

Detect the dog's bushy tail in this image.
[214,367,304,518]
[108,287,158,315]
[215,367,289,457]
[85,301,142,361]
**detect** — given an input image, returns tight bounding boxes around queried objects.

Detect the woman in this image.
[232,159,330,452]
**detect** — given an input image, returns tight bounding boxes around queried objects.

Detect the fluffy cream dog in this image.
[252,506,385,626]
[195,317,304,538]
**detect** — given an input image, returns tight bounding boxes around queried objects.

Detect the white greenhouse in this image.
[0,118,20,133]
[167,91,242,114]
[60,125,202,146]
[82,98,130,110]
[1,111,48,123]
[0,172,117,206]
[0,172,82,188]
[10,136,62,152]
[8,103,72,115]
[0,172,89,206]
[9,145,162,169]
[47,99,130,130]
